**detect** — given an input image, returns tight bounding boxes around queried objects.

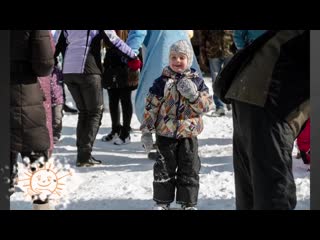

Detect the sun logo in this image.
[17,158,73,202]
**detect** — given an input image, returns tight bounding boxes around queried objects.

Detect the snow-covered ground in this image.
[10,77,310,210]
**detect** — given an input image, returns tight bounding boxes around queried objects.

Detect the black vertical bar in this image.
[311,30,320,210]
[0,30,10,210]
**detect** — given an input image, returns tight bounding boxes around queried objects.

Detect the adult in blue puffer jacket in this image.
[126,30,202,123]
[233,30,267,50]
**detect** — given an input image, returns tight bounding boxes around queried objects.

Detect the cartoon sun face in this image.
[30,169,58,194]
[18,160,73,200]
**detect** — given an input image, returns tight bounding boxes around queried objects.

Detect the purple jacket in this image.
[56,30,137,74]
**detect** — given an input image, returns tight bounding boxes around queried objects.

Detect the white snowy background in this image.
[10,77,310,210]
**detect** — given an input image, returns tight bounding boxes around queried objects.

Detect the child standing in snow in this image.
[140,40,213,210]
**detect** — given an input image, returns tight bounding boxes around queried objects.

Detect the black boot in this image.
[76,149,102,167]
[76,156,102,167]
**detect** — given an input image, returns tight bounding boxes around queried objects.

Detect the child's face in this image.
[169,52,188,73]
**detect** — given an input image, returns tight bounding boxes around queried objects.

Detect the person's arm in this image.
[126,30,147,55]
[140,77,164,134]
[102,30,137,60]
[233,30,248,50]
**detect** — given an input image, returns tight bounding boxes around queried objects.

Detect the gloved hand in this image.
[176,79,199,102]
[141,132,153,153]
[127,58,142,71]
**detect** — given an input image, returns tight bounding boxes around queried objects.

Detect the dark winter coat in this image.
[199,30,235,60]
[102,47,139,90]
[10,30,54,153]
[214,30,310,138]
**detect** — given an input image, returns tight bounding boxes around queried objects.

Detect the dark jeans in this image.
[64,74,104,159]
[209,57,232,109]
[153,135,201,206]
[107,88,133,136]
[232,100,296,210]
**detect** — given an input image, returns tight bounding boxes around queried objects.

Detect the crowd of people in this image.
[9,30,310,210]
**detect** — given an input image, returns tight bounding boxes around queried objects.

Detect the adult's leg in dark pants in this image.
[80,75,104,151]
[64,74,104,165]
[108,89,121,132]
[233,100,296,210]
[251,111,296,210]
[232,101,254,210]
[153,135,178,204]
[209,58,225,110]
[176,137,201,206]
[119,88,133,137]
[63,75,87,154]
